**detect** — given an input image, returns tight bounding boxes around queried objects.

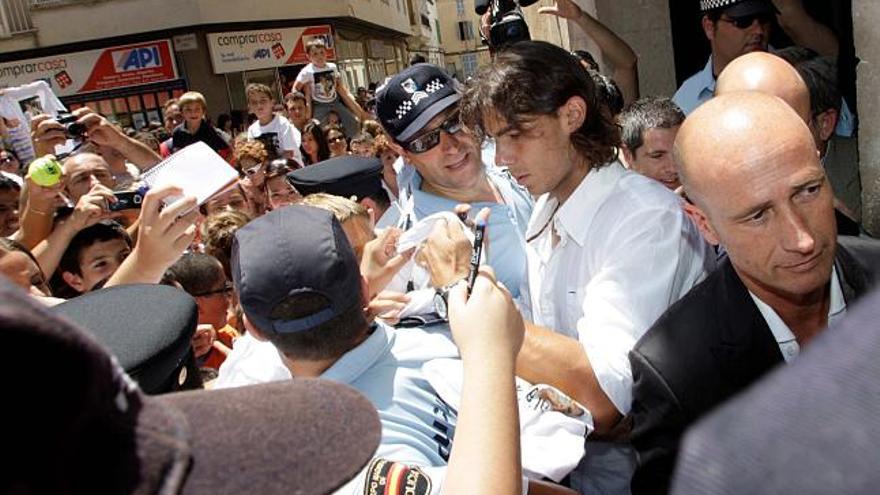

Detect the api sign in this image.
[113,46,163,72]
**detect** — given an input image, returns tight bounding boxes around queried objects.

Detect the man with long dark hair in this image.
[461,40,714,494]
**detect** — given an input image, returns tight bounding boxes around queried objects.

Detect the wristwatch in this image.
[433,284,455,320]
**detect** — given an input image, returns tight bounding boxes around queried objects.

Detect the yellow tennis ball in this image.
[28,156,62,187]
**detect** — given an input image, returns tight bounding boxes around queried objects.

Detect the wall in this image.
[853,0,879,235]
[0,0,411,52]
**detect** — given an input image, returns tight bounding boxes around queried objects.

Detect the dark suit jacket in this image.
[628,236,880,495]
[671,284,880,495]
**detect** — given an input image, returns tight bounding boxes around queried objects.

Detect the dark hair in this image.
[0,172,21,192]
[284,91,307,105]
[217,113,232,130]
[57,221,132,278]
[572,49,600,71]
[265,293,368,361]
[589,70,625,116]
[0,237,50,296]
[163,253,225,296]
[410,54,427,66]
[301,120,331,165]
[0,147,22,172]
[619,96,686,153]
[461,41,620,170]
[775,46,842,117]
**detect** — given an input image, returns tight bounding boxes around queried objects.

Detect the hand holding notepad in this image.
[140,142,239,206]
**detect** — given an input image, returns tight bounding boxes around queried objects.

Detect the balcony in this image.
[0,0,34,37]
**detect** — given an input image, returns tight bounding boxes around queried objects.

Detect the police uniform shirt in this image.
[216,322,462,493]
[377,154,533,299]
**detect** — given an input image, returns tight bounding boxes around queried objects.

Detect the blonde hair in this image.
[178,91,207,112]
[301,193,369,224]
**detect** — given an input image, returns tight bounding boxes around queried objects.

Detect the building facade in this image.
[0,0,414,128]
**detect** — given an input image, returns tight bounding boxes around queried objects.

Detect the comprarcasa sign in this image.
[206,25,336,74]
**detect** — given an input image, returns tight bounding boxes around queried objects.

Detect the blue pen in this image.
[466,218,486,297]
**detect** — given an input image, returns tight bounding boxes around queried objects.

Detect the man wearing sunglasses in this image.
[374,64,533,299]
[674,0,838,116]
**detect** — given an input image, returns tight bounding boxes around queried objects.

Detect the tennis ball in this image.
[28,156,63,187]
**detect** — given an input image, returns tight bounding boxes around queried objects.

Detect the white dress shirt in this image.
[521,161,714,415]
[749,266,847,363]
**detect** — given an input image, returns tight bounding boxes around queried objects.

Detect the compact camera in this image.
[56,113,86,139]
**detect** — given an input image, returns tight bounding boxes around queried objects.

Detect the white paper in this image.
[140,141,238,205]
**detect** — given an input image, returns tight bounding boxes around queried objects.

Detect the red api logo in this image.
[112,46,162,72]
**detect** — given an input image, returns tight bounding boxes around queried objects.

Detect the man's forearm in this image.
[775,2,839,56]
[516,321,622,434]
[115,135,162,171]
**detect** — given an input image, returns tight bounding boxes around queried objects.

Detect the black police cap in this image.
[288,155,384,200]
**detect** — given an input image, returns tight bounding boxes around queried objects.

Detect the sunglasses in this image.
[192,283,233,298]
[328,135,346,144]
[719,13,773,29]
[401,111,464,154]
[244,164,263,176]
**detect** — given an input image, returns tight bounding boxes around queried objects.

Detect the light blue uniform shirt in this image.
[323,323,460,466]
[674,55,855,137]
[377,149,533,297]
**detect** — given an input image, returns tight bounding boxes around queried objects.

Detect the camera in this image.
[475,0,538,48]
[108,185,149,212]
[56,113,86,139]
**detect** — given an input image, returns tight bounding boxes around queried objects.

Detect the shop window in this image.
[458,21,474,41]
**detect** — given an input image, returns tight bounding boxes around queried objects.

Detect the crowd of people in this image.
[2,0,879,493]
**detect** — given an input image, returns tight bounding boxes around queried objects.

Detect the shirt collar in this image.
[320,323,393,384]
[529,161,625,246]
[697,56,717,96]
[749,266,847,346]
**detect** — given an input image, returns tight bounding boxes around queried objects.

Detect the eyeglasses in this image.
[719,13,773,29]
[402,111,464,154]
[328,135,346,144]
[192,283,233,298]
[0,156,17,165]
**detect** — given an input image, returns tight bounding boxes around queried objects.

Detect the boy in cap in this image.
[218,205,581,494]
[374,63,532,299]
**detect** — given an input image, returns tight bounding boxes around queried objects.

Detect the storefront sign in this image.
[173,34,199,52]
[206,25,336,74]
[0,40,178,97]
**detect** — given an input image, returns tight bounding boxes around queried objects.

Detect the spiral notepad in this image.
[140,141,238,205]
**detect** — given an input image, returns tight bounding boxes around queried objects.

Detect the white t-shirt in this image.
[246,114,303,164]
[295,62,340,104]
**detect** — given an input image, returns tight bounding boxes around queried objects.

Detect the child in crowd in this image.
[294,38,364,137]
[300,119,331,165]
[245,83,303,165]
[325,124,348,158]
[163,253,239,371]
[349,132,376,158]
[167,91,230,158]
[54,220,132,297]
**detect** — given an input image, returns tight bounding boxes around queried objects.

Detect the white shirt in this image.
[521,161,714,414]
[247,114,303,165]
[295,62,340,104]
[749,267,847,363]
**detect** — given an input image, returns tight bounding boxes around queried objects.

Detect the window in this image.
[462,53,478,78]
[456,0,465,16]
[458,21,474,41]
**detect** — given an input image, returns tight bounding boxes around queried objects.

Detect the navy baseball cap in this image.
[288,155,383,200]
[700,0,778,16]
[231,205,361,336]
[376,63,461,142]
